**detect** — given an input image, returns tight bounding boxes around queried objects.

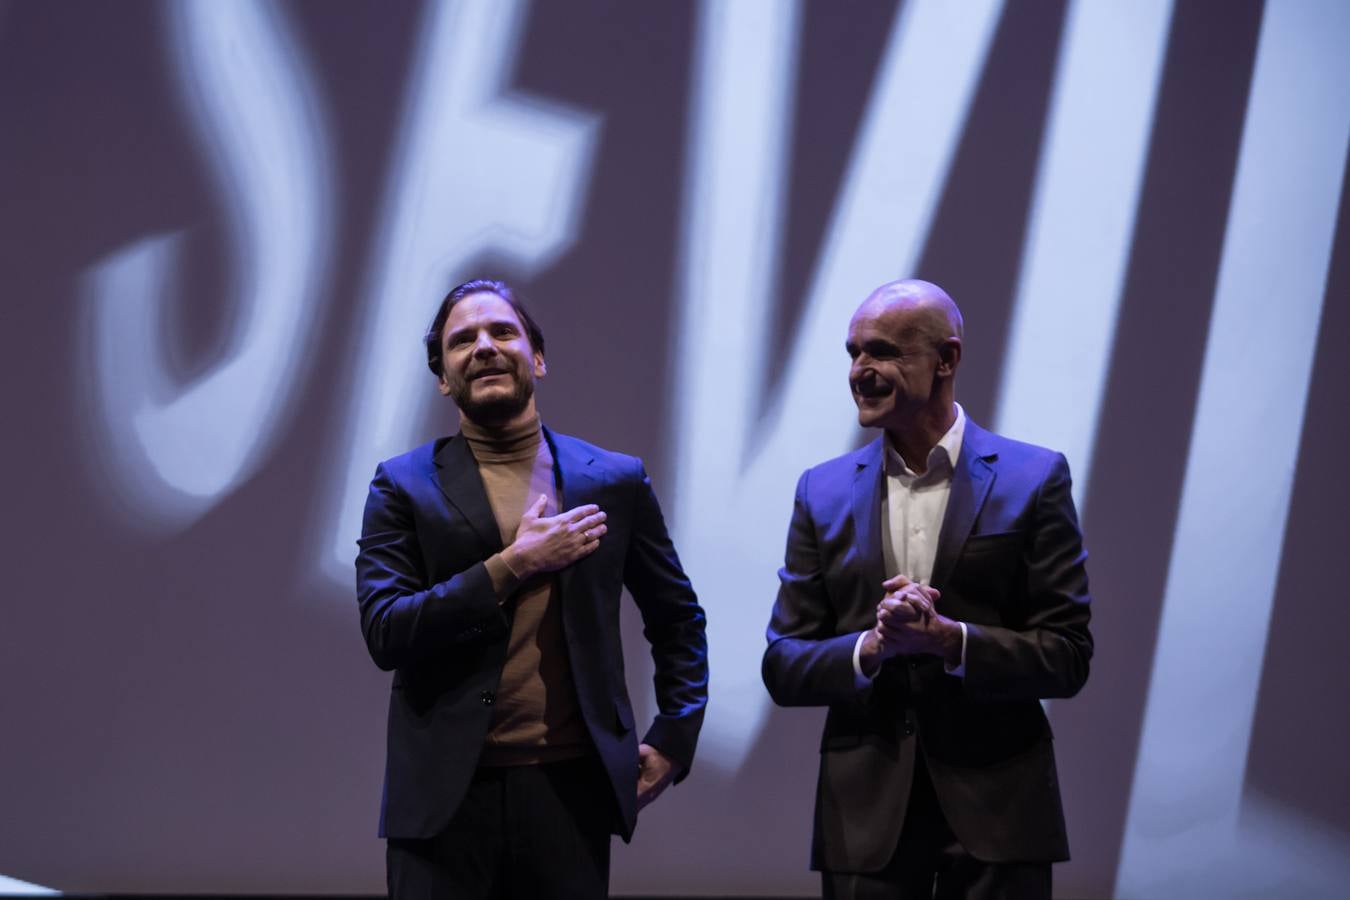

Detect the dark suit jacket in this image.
[356,427,708,842]
[762,418,1092,872]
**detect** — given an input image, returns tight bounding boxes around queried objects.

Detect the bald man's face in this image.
[845,300,946,431]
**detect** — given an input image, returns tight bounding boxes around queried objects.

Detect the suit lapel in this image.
[546,427,601,508]
[544,427,601,606]
[851,437,887,601]
[431,434,502,559]
[931,420,997,590]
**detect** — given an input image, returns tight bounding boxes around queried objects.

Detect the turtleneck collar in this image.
[460,412,543,463]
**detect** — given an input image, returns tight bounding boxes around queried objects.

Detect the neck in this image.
[459,397,540,436]
[885,399,955,475]
[460,406,542,463]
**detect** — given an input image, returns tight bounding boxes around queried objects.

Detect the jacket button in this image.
[903,721,915,736]
[480,691,495,706]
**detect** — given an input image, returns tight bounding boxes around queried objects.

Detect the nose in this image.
[472,330,496,356]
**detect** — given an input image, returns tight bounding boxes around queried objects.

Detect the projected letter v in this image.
[671,0,1003,767]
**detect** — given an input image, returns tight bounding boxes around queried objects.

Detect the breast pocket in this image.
[962,530,1022,558]
[950,531,1025,610]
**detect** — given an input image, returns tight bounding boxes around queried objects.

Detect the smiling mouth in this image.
[470,368,511,381]
[851,377,892,400]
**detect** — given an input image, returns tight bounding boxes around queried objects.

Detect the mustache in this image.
[468,362,516,380]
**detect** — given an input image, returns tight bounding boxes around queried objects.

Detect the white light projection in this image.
[82,0,331,526]
[995,0,1174,511]
[1116,0,1350,896]
[0,873,56,896]
[320,0,599,581]
[671,0,1004,765]
[669,0,801,752]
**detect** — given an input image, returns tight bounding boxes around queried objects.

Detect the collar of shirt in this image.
[884,402,966,485]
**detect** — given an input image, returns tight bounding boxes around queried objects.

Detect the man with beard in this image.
[763,279,1093,899]
[356,279,708,899]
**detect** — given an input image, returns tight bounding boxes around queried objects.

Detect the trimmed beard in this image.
[452,371,535,425]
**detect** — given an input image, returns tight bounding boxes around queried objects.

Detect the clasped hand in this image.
[860,574,960,673]
[501,495,607,580]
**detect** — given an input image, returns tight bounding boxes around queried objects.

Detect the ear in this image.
[533,351,547,379]
[436,371,452,396]
[936,338,962,377]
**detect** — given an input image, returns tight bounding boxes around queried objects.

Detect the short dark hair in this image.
[424,279,546,377]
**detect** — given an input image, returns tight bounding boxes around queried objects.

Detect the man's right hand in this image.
[858,574,940,676]
[501,495,607,580]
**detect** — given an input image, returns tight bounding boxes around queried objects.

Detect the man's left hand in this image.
[876,582,962,667]
[636,743,676,811]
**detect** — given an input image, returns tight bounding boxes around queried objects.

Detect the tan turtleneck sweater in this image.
[461,414,590,766]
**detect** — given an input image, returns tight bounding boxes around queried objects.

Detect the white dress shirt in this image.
[852,403,969,682]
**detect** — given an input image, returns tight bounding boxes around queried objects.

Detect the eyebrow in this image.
[445,318,520,344]
[846,337,901,354]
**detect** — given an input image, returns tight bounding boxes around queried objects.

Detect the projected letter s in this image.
[82,0,333,526]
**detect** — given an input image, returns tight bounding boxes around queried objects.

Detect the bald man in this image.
[763,280,1093,899]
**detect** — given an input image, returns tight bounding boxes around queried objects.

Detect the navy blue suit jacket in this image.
[763,419,1092,871]
[356,427,708,841]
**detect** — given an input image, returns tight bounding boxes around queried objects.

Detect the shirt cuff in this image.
[851,632,874,688]
[943,622,968,677]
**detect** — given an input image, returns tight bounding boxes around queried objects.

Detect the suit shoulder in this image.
[970,425,1069,480]
[375,438,443,483]
[547,429,644,474]
[790,440,878,506]
[987,432,1060,461]
[801,440,878,480]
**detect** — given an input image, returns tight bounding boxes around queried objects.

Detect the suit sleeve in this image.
[622,462,708,779]
[355,462,508,671]
[762,469,870,708]
[962,453,1093,700]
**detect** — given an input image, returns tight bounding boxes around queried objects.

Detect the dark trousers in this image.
[823,754,1051,900]
[387,757,613,900]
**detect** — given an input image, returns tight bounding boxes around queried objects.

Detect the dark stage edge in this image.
[12,895,801,900]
